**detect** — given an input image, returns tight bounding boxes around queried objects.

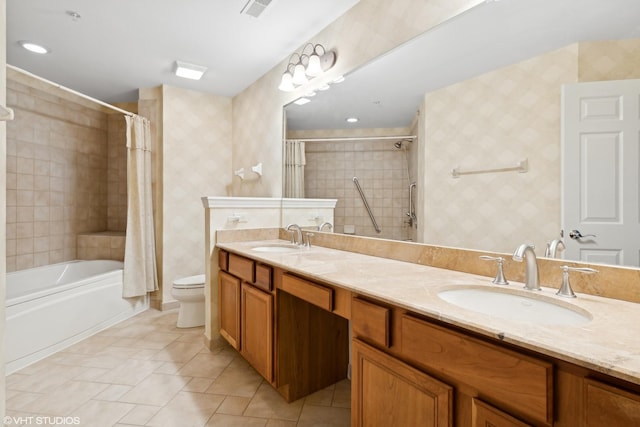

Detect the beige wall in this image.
[1,0,7,416]
[5,69,119,272]
[145,85,232,306]
[107,114,127,231]
[231,0,484,199]
[420,39,640,255]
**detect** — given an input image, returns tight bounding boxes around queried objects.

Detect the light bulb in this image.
[278,72,295,92]
[305,54,323,77]
[292,64,309,85]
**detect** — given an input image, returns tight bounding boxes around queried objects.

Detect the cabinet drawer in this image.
[584,379,640,426]
[281,274,333,311]
[228,253,255,283]
[352,297,390,348]
[472,399,532,427]
[218,249,228,271]
[255,263,273,292]
[401,315,553,426]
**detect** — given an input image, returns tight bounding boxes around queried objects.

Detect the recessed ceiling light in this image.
[333,76,345,84]
[19,41,49,54]
[294,97,311,106]
[175,60,207,80]
[346,117,359,123]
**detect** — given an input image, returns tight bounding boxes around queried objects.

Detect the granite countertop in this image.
[217,239,640,386]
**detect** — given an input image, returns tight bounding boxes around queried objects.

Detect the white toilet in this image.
[171,274,206,328]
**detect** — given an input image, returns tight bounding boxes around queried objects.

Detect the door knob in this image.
[569,229,596,240]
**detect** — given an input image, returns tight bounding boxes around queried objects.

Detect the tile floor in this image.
[5,309,351,427]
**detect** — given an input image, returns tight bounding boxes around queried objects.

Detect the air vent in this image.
[241,0,273,18]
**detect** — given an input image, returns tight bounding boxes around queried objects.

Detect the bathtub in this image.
[6,260,149,374]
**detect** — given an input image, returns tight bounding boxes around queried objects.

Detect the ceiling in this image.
[285,0,640,131]
[7,0,359,103]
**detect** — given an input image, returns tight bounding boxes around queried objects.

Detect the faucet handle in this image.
[479,256,509,286]
[304,232,315,248]
[557,265,598,298]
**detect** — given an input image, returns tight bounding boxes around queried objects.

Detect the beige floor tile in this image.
[146,391,225,427]
[8,365,88,393]
[205,362,263,397]
[184,377,215,393]
[18,380,109,416]
[62,335,121,355]
[265,420,297,427]
[73,367,112,381]
[92,358,165,386]
[153,361,185,375]
[332,379,351,408]
[5,391,44,410]
[296,404,351,427]
[72,399,136,427]
[206,414,268,427]
[304,384,335,407]
[178,352,235,379]
[243,383,304,421]
[93,384,132,401]
[111,331,181,350]
[152,339,206,363]
[117,404,161,425]
[118,373,191,406]
[216,396,252,415]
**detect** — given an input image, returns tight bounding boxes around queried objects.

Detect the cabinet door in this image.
[241,283,273,382]
[218,271,241,350]
[472,399,532,427]
[585,379,640,427]
[352,339,452,427]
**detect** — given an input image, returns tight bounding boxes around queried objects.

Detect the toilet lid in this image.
[173,274,205,289]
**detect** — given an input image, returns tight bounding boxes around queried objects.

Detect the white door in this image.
[561,79,640,266]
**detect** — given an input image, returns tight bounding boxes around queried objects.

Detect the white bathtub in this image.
[6,260,149,374]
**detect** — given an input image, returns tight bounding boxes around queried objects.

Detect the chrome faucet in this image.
[318,222,333,232]
[286,223,303,245]
[512,243,541,290]
[544,238,566,258]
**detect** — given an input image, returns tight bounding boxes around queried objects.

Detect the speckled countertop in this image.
[217,239,640,386]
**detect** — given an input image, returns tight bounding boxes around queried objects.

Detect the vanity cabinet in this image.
[218,250,275,381]
[217,250,349,402]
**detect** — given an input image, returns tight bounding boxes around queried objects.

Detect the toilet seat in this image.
[173,274,205,289]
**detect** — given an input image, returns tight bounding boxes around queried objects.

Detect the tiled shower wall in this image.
[107,114,127,231]
[6,71,125,272]
[304,139,413,241]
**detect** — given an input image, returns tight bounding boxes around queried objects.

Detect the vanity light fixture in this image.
[20,41,49,54]
[174,60,207,80]
[278,43,337,92]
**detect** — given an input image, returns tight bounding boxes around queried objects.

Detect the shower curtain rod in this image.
[7,65,137,117]
[286,135,416,142]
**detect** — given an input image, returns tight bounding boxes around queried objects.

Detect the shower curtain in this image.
[284,140,306,198]
[123,115,158,298]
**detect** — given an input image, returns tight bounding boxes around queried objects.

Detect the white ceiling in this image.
[7,0,359,103]
[285,0,640,131]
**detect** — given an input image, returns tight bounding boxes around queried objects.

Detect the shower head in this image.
[394,139,412,149]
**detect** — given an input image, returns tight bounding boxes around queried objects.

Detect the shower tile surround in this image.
[6,69,128,272]
[289,128,416,241]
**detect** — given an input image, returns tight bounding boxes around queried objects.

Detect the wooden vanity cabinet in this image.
[218,251,275,381]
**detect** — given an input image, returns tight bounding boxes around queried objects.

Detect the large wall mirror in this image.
[283,0,640,267]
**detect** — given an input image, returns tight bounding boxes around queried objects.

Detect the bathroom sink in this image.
[251,244,300,253]
[437,287,591,326]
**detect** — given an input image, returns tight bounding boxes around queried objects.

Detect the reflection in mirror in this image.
[283,0,640,267]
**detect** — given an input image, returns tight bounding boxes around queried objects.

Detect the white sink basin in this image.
[251,244,300,253]
[438,287,591,326]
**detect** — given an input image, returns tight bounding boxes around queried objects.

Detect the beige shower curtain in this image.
[284,140,306,198]
[123,115,158,298]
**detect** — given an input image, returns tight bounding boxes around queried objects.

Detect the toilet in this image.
[171,274,206,328]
